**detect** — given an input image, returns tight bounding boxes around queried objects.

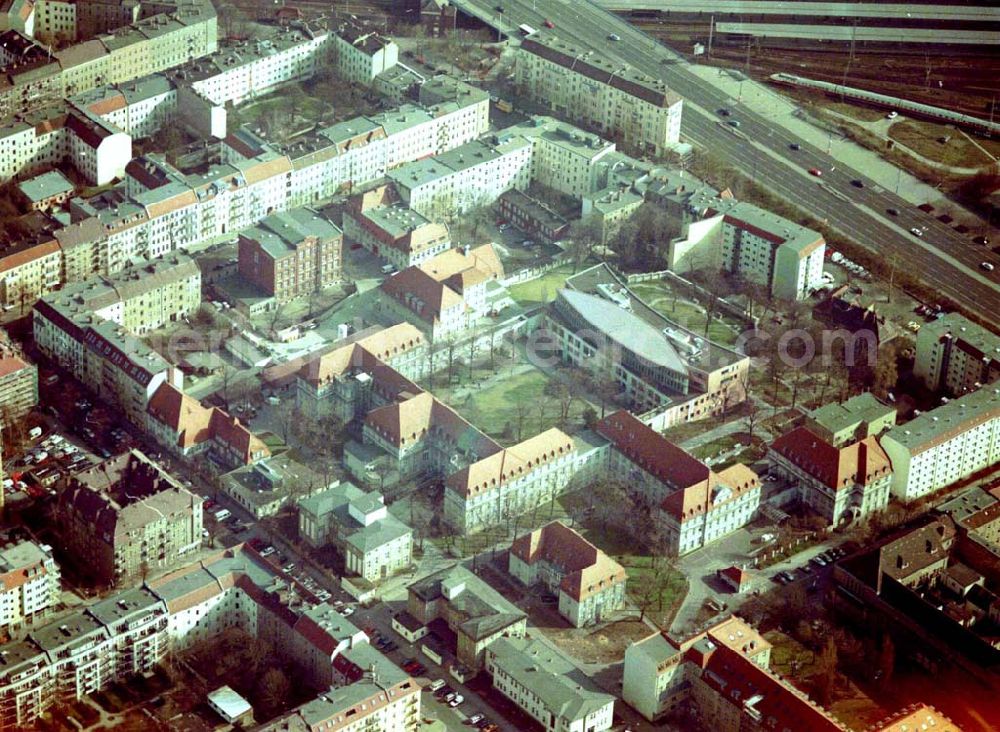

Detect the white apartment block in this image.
[0,540,60,634]
[387,135,533,220]
[880,386,1000,502]
[667,195,826,300]
[184,24,332,106]
[517,31,682,156]
[332,25,398,85]
[0,0,218,121]
[0,546,421,732]
[915,312,1000,395]
[485,638,615,732]
[503,115,617,198]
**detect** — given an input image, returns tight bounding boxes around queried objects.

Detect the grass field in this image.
[629,282,743,346]
[437,367,588,442]
[621,556,689,629]
[507,265,576,305]
[888,120,998,168]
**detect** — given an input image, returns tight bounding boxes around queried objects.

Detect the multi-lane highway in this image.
[453,0,1000,328]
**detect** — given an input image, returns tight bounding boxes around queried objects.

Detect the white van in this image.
[213,508,231,522]
[28,427,43,440]
[427,679,446,692]
[380,264,396,274]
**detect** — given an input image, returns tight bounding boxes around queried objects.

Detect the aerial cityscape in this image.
[0,0,996,730]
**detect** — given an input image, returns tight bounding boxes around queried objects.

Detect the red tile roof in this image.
[770,427,891,491]
[510,521,626,602]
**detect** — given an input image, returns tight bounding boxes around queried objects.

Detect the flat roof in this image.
[884,385,1000,452]
[16,170,73,203]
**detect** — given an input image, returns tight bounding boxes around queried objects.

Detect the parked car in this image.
[808,168,822,177]
[910,227,923,237]
[789,142,800,150]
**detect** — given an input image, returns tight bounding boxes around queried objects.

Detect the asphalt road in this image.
[454,0,1000,326]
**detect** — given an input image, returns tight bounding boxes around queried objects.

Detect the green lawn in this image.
[439,368,587,441]
[620,556,689,629]
[507,265,576,305]
[629,283,742,346]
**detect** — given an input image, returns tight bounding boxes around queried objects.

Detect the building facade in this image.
[915,313,1000,396]
[880,386,1000,502]
[485,637,615,732]
[0,539,60,634]
[0,349,37,426]
[516,32,682,156]
[769,427,892,526]
[297,482,413,583]
[237,208,343,305]
[55,450,203,586]
[508,521,626,627]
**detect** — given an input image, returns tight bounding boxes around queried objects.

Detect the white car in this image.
[339,606,355,617]
[886,111,898,119]
[910,227,923,237]
[981,262,995,272]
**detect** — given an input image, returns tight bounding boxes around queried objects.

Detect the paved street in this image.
[451,0,1000,326]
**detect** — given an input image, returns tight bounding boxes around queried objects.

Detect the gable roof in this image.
[511,521,626,602]
[447,428,573,498]
[771,426,891,490]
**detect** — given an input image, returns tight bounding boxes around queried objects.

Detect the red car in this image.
[543,19,554,28]
[808,168,822,177]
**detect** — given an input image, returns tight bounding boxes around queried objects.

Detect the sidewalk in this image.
[684,64,960,209]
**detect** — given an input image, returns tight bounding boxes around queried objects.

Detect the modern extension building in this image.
[880,386,1000,502]
[915,313,1000,395]
[508,521,626,627]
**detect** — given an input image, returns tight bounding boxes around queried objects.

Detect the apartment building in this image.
[33,300,183,425]
[0,349,37,425]
[332,24,397,85]
[769,427,892,526]
[380,243,504,338]
[417,74,490,147]
[598,411,761,555]
[387,134,533,220]
[509,521,626,627]
[183,22,332,106]
[0,0,218,121]
[237,208,343,305]
[805,393,897,447]
[55,450,202,586]
[406,565,527,670]
[298,482,413,583]
[880,386,1000,502]
[342,185,452,270]
[0,539,60,634]
[485,637,615,732]
[915,313,1000,395]
[0,236,62,309]
[502,115,617,198]
[145,383,270,469]
[0,544,421,731]
[498,189,570,243]
[516,31,681,156]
